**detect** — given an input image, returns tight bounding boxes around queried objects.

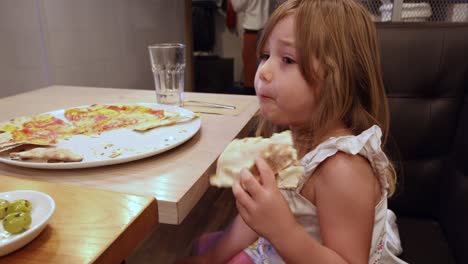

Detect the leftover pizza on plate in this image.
[0,104,198,163]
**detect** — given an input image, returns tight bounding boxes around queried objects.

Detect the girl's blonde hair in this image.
[255,0,397,195]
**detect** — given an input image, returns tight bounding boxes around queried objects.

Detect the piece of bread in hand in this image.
[249,143,298,181]
[210,131,304,189]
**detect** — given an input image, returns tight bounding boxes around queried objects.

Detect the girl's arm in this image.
[204,214,259,263]
[272,153,378,263]
[236,155,378,264]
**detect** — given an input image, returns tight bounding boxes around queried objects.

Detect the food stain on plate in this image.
[109,151,121,158]
[103,143,114,149]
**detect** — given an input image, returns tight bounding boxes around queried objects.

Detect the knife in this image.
[185,100,236,110]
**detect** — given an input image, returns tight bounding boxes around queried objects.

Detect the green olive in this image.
[0,199,9,219]
[3,212,32,234]
[7,199,32,215]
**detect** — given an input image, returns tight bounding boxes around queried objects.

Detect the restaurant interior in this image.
[0,0,467,263]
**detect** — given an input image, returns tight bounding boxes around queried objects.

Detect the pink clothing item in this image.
[229,251,254,264]
[196,232,254,264]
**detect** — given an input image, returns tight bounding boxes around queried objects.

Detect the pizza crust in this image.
[0,132,13,145]
[133,118,178,131]
[210,131,305,189]
[133,113,198,131]
[0,132,53,153]
[10,147,83,163]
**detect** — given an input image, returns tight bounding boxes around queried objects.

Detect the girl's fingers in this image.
[232,180,255,211]
[236,200,250,223]
[255,157,276,187]
[240,168,263,198]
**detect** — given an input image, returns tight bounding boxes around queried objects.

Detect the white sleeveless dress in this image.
[244,125,407,264]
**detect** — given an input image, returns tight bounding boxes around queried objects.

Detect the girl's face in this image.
[255,14,319,127]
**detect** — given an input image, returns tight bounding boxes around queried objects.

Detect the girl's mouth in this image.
[258,93,273,101]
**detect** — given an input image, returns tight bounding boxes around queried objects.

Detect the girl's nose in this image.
[258,63,273,83]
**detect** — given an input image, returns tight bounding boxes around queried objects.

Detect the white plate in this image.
[0,190,55,257]
[0,103,201,169]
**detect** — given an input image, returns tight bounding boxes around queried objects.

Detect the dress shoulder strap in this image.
[297,125,390,193]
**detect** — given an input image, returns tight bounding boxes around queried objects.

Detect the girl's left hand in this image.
[232,157,298,241]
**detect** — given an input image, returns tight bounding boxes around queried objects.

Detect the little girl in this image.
[178,0,405,263]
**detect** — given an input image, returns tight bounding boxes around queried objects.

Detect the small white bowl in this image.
[0,190,55,257]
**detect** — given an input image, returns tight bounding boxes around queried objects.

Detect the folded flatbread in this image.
[10,147,83,163]
[210,131,305,189]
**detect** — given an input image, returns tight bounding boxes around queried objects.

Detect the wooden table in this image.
[0,175,158,264]
[0,86,259,224]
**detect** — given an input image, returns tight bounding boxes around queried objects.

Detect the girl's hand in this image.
[232,157,298,241]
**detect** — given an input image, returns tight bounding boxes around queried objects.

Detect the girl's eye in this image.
[259,53,270,61]
[282,57,296,64]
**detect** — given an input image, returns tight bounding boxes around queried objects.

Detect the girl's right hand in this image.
[175,255,209,264]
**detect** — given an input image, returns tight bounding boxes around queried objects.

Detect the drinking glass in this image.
[148,43,185,106]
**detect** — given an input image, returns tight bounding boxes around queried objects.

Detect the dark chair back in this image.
[377,23,468,263]
[439,93,468,263]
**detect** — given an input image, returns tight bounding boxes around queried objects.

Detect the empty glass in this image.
[148,43,186,106]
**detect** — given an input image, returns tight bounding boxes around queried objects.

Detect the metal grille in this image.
[360,0,468,22]
[360,0,383,21]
